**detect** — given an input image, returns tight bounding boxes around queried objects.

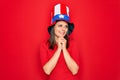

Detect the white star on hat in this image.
[59,15,64,18]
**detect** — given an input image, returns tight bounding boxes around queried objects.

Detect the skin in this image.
[43,21,79,75]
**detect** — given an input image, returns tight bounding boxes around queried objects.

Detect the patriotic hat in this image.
[48,3,74,35]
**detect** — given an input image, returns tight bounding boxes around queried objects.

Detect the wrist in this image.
[62,48,67,51]
[57,48,62,52]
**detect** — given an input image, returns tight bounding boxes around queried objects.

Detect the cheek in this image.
[54,27,59,34]
[55,27,59,32]
[66,29,68,33]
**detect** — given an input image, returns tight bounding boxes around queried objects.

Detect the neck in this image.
[55,36,59,44]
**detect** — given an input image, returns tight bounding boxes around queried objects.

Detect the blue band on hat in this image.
[52,14,70,23]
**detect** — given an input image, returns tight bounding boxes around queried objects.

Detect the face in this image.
[54,21,68,38]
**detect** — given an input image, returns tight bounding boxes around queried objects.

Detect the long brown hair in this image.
[48,24,69,50]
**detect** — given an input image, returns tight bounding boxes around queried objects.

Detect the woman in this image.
[40,3,80,80]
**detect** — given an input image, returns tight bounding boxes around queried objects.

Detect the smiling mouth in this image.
[59,32,65,35]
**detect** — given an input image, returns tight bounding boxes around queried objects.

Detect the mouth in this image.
[59,31,65,35]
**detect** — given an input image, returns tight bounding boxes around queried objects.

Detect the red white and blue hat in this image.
[48,3,74,35]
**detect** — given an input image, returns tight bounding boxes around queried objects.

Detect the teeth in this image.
[59,32,64,35]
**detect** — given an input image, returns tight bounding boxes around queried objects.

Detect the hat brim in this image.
[48,22,74,35]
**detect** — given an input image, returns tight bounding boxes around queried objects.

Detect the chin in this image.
[61,35,66,38]
[58,35,65,38]
[57,33,66,38]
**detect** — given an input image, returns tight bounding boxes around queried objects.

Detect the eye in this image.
[58,24,62,27]
[65,25,68,28]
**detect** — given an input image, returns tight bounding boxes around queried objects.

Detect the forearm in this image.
[63,49,79,75]
[43,49,61,75]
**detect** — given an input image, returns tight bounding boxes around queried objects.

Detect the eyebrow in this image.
[66,25,68,26]
[57,23,68,27]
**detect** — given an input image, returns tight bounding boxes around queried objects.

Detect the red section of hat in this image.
[61,4,67,15]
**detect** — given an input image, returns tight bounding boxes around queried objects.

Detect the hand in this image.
[61,38,67,50]
[56,37,67,50]
[56,37,62,50]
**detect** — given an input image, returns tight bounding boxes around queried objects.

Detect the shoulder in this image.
[40,40,49,49]
[69,38,77,46]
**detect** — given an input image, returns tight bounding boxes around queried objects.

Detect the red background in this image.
[0,0,120,80]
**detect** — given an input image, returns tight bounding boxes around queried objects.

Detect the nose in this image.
[62,26,66,31]
[62,28,65,31]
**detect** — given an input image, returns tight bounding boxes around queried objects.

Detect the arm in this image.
[61,38,79,75]
[62,48,79,75]
[43,48,61,75]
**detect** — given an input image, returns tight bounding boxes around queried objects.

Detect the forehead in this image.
[55,21,68,25]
